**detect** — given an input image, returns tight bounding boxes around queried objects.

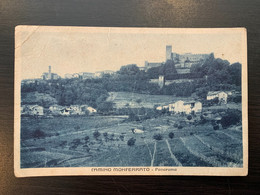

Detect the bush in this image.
[168,132,174,139]
[178,125,183,129]
[84,135,90,143]
[136,99,142,104]
[93,130,101,140]
[119,135,124,141]
[220,110,241,129]
[187,115,192,120]
[199,115,207,124]
[127,137,136,146]
[173,123,178,128]
[74,125,80,130]
[213,124,219,130]
[153,133,163,141]
[32,129,45,139]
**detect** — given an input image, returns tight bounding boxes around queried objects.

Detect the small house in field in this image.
[21,105,44,116]
[131,128,144,134]
[156,105,169,111]
[79,105,97,115]
[207,91,228,104]
[87,106,97,114]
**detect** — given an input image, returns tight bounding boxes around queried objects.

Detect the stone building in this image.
[41,66,60,80]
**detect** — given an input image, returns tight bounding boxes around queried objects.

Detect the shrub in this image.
[84,135,90,143]
[119,135,124,141]
[178,125,183,129]
[103,132,109,142]
[187,115,192,120]
[93,130,101,140]
[173,123,178,128]
[136,99,142,104]
[59,141,67,147]
[127,137,136,146]
[168,132,174,139]
[74,125,80,130]
[32,129,45,139]
[199,115,207,124]
[213,124,219,130]
[153,133,163,141]
[70,138,81,149]
[220,110,241,129]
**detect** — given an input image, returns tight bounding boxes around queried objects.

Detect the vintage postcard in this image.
[14,26,248,177]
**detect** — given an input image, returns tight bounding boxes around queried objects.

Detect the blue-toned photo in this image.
[18,27,244,169]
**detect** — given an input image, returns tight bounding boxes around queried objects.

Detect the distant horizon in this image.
[22,53,241,81]
[17,27,244,80]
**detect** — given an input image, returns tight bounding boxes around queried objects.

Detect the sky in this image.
[16,26,246,79]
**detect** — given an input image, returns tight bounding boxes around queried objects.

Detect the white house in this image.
[67,105,85,115]
[157,100,202,114]
[207,91,228,104]
[21,105,44,116]
[60,108,70,116]
[87,106,97,114]
[49,105,64,115]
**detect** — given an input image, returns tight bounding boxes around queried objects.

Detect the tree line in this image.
[21,55,241,109]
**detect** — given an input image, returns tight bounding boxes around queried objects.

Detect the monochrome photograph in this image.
[14,26,247,176]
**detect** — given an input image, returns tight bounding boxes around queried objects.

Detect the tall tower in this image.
[48,66,51,80]
[166,45,172,61]
[158,75,165,89]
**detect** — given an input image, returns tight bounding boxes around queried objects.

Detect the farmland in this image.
[21,114,243,168]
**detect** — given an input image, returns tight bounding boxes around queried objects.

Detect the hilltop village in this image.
[21,45,241,119]
[20,45,243,168]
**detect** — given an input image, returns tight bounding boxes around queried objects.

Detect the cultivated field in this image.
[20,115,243,168]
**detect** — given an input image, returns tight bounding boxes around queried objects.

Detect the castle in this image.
[144,45,212,72]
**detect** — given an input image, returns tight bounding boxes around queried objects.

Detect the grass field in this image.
[20,114,243,168]
[106,92,193,108]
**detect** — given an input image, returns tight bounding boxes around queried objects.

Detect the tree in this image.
[168,132,174,139]
[84,135,90,143]
[93,131,101,140]
[220,110,241,129]
[159,60,177,79]
[153,133,163,141]
[127,137,136,146]
[187,115,192,120]
[119,64,140,75]
[228,62,241,86]
[32,129,45,139]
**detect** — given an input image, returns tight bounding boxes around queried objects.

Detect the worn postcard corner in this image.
[14,26,248,177]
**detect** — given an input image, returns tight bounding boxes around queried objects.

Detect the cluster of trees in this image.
[22,79,109,109]
[113,57,241,98]
[190,54,241,87]
[21,55,241,112]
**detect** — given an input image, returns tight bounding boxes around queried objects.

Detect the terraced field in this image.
[21,121,243,168]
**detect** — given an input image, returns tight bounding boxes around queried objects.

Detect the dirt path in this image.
[151,142,157,167]
[144,140,153,160]
[165,139,182,166]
